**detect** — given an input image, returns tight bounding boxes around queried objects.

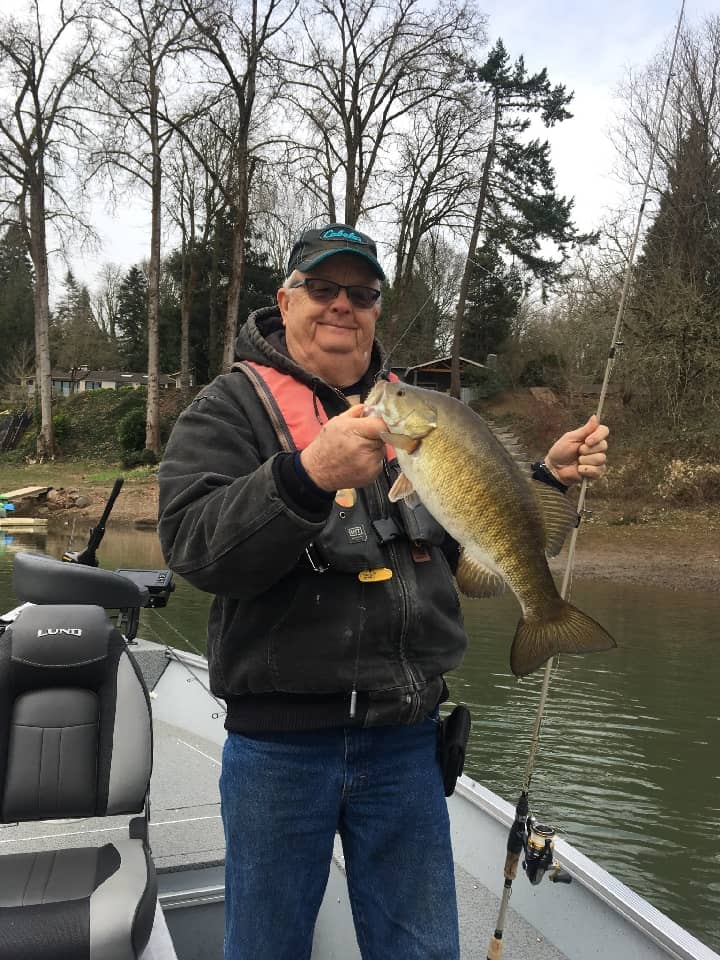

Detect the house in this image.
[19,367,194,397]
[400,355,487,402]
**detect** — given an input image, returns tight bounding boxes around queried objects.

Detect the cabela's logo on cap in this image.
[321,228,366,244]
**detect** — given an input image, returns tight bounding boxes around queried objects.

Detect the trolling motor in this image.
[59,476,174,640]
[62,477,125,566]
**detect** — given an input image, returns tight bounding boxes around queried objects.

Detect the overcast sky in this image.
[72,0,704,287]
[478,0,703,233]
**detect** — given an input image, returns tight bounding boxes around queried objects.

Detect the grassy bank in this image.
[2,386,719,519]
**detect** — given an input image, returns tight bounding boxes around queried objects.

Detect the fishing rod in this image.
[486,4,686,956]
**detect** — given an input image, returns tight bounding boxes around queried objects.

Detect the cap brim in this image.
[295,248,386,282]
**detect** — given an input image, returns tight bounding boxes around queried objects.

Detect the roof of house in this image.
[403,355,486,374]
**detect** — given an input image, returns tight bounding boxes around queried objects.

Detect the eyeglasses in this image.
[289,277,381,309]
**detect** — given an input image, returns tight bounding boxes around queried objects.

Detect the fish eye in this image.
[396,389,405,397]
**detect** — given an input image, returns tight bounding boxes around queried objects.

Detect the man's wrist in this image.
[531,460,569,493]
[272,453,334,522]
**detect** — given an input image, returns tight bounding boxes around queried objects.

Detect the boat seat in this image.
[0,603,157,960]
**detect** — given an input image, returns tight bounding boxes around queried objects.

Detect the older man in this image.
[158,223,609,960]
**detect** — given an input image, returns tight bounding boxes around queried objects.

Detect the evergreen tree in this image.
[628,116,720,423]
[52,271,120,372]
[116,267,149,371]
[165,219,280,384]
[450,40,593,394]
[461,241,523,363]
[0,224,35,348]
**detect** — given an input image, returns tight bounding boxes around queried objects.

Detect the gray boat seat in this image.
[12,550,149,607]
[0,604,157,960]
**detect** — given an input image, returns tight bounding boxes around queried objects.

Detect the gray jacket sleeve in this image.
[158,382,328,599]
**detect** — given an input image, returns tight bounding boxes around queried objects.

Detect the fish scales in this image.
[407,399,553,611]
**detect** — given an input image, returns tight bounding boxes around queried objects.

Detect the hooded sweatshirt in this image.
[158,306,467,731]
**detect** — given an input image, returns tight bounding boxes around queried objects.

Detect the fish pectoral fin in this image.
[455,551,506,598]
[529,480,580,557]
[388,472,418,503]
[510,600,617,677]
[380,431,420,454]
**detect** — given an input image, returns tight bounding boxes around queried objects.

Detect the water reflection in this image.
[454,582,720,950]
[0,528,718,951]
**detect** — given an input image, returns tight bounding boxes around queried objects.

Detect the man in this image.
[158,223,609,960]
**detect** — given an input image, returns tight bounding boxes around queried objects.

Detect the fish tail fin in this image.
[510,600,616,677]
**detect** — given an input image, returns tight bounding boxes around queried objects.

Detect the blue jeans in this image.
[220,715,460,959]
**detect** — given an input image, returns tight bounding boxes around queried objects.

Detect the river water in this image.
[1,525,718,953]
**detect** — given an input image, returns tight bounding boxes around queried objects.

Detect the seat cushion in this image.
[0,839,157,960]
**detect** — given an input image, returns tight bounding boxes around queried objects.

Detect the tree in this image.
[629,117,720,423]
[0,1,96,456]
[93,262,124,343]
[284,0,484,225]
[449,39,589,396]
[460,240,523,363]
[376,231,465,366]
[51,269,119,371]
[617,18,720,426]
[116,266,149,371]
[386,87,486,346]
[0,223,34,347]
[164,119,226,392]
[89,0,191,452]
[179,0,297,372]
[165,216,281,385]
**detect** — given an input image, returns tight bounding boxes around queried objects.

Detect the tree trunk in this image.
[450,95,499,398]
[222,153,249,372]
[208,225,220,379]
[145,76,162,453]
[28,174,55,459]
[179,240,197,400]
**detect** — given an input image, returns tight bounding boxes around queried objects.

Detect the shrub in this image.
[52,410,72,445]
[467,367,507,400]
[116,407,146,453]
[656,459,720,504]
[121,448,158,469]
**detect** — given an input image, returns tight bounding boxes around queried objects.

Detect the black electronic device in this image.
[115,568,175,608]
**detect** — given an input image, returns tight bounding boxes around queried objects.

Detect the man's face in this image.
[277,253,382,385]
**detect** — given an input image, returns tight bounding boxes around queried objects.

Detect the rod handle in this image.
[487,934,503,959]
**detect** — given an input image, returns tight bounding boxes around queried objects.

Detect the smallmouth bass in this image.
[365,380,616,677]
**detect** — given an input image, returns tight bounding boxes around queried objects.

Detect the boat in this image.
[1,547,718,959]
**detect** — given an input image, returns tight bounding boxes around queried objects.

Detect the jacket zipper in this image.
[372,471,422,721]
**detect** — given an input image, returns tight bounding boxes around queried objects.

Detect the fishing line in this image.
[379,292,434,377]
[487,4,686,955]
[143,607,227,714]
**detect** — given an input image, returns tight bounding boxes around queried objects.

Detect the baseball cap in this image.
[286,224,385,281]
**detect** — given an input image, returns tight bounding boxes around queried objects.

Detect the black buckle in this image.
[305,543,330,573]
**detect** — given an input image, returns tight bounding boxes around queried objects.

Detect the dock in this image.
[0,485,51,503]
[0,517,49,528]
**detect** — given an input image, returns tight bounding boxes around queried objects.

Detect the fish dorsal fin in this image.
[530,480,579,557]
[388,472,423,508]
[455,550,506,599]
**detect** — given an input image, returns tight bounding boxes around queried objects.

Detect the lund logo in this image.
[37,628,83,638]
